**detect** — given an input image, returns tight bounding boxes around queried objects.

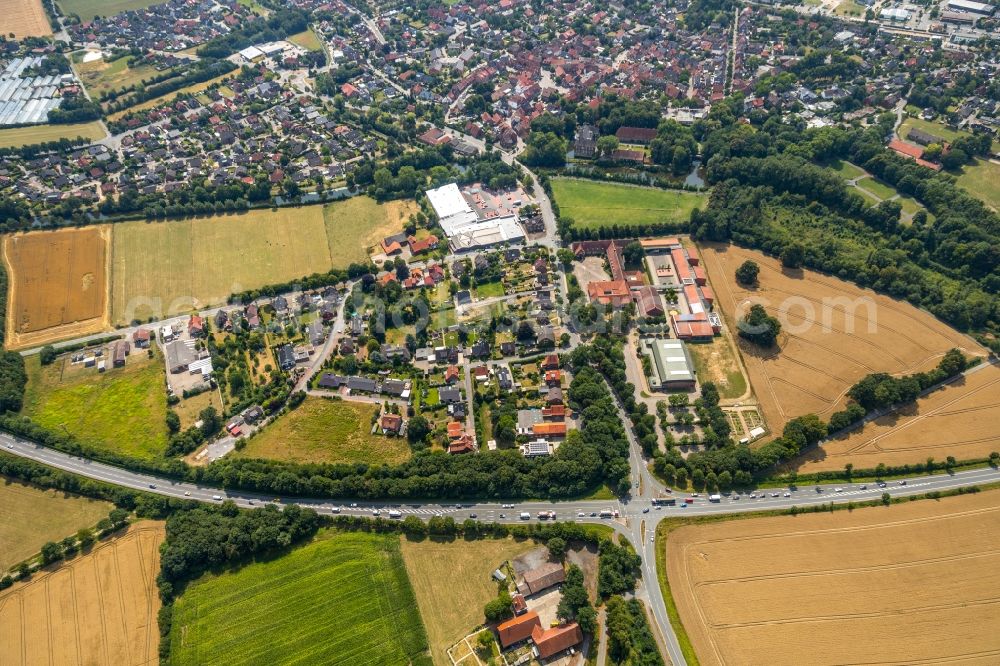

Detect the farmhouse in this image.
[497,611,541,648]
[615,126,658,144]
[641,338,697,391]
[532,623,584,659]
[587,280,631,307]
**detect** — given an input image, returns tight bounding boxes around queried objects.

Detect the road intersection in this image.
[2,428,996,665]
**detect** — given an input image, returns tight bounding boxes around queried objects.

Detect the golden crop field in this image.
[698,243,986,433]
[0,522,164,666]
[0,476,113,570]
[324,196,420,266]
[400,537,537,665]
[666,491,1000,666]
[0,0,51,38]
[3,226,110,349]
[796,362,1000,473]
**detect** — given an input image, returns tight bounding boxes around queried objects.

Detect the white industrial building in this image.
[880,7,911,21]
[946,0,994,15]
[425,182,526,251]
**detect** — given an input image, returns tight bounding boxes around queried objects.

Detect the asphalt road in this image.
[2,428,997,665]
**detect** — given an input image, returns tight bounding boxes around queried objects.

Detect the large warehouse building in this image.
[640,338,697,391]
[946,0,994,15]
[426,182,526,251]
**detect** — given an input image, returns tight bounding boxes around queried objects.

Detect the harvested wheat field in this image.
[667,490,1000,666]
[0,0,52,39]
[0,522,164,666]
[698,243,987,432]
[3,227,110,349]
[796,362,1000,473]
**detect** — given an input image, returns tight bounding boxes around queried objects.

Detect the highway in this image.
[2,428,997,665]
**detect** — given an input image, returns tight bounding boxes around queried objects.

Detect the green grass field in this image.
[58,0,165,20]
[834,0,866,16]
[550,178,705,229]
[323,196,419,266]
[288,28,323,51]
[170,530,430,665]
[473,280,504,299]
[854,177,897,201]
[237,397,411,465]
[0,121,105,149]
[74,54,163,98]
[88,196,416,325]
[107,71,236,121]
[0,475,112,570]
[21,352,169,460]
[826,159,865,180]
[956,158,1000,211]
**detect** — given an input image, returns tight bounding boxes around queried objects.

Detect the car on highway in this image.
[469,513,477,519]
[183,491,190,496]
[577,512,585,517]
[6,443,13,449]
[331,506,341,513]
[149,484,156,489]
[835,487,844,492]
[590,512,597,517]
[350,502,358,507]
[501,503,513,509]
[248,499,254,505]
[499,513,506,519]
[749,493,756,499]
[650,535,655,542]
[732,495,740,500]
[860,485,868,490]
[899,480,907,485]
[783,492,791,498]
[372,509,380,516]
[212,495,222,501]
[642,507,650,513]
[770,492,780,497]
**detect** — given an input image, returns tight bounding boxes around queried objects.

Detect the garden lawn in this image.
[550,178,704,229]
[21,352,169,460]
[170,531,430,665]
[236,397,411,465]
[826,159,865,180]
[474,280,505,299]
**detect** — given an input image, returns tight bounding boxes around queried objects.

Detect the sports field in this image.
[169,530,430,665]
[22,350,169,460]
[3,226,110,350]
[237,397,411,465]
[400,537,537,665]
[0,0,51,37]
[550,178,705,229]
[698,243,986,433]
[796,362,1000,472]
[666,491,1000,665]
[58,0,164,20]
[0,475,112,570]
[110,198,414,324]
[0,522,164,666]
[0,121,105,148]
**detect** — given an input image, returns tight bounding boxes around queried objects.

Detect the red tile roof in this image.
[531,623,583,659]
[497,611,541,647]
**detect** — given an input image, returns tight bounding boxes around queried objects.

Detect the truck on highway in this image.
[709,494,722,502]
[599,509,614,518]
[388,509,402,519]
[653,497,677,507]
[519,512,531,520]
[537,511,555,520]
